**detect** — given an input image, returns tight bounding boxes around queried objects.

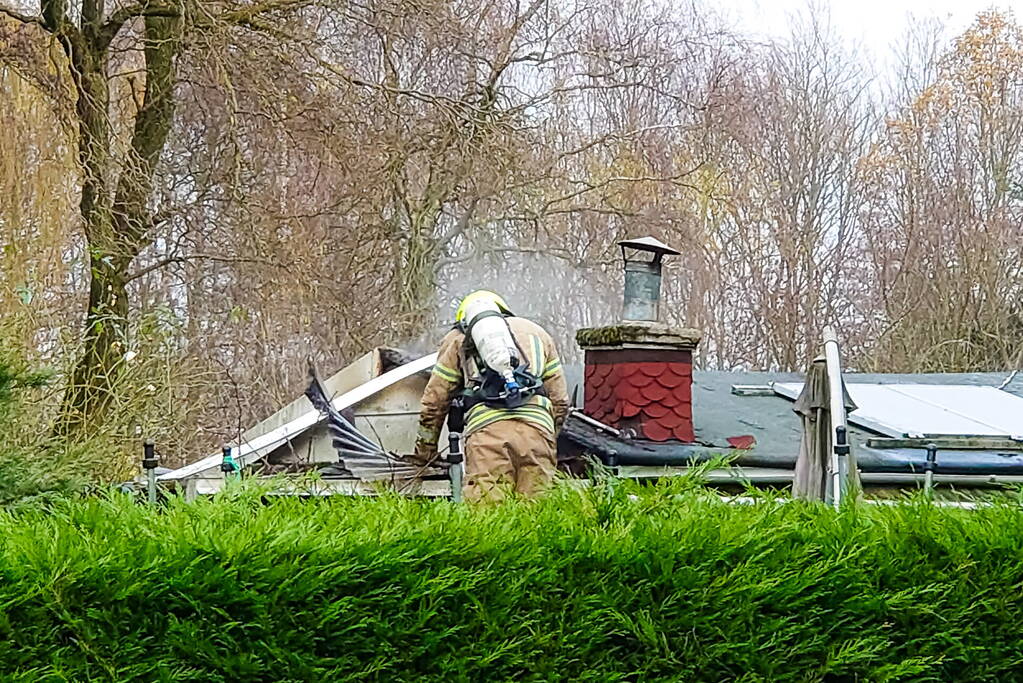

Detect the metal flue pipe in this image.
[618,237,680,322]
[823,327,850,508]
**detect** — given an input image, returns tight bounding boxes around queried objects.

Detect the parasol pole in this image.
[823,327,850,508]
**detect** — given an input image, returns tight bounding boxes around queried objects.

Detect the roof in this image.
[166,349,1023,485]
[774,382,1023,438]
[561,366,1023,456]
[693,370,1023,458]
[161,352,437,482]
[563,367,1023,476]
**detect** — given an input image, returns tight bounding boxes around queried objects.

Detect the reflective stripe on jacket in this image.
[417,317,569,445]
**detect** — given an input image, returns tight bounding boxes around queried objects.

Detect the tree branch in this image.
[215,0,316,26]
[100,2,181,49]
[127,253,288,282]
[439,245,577,269]
[436,198,480,247]
[0,3,47,29]
[111,8,182,253]
[39,0,67,32]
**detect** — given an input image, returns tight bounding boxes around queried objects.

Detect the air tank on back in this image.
[461,296,520,393]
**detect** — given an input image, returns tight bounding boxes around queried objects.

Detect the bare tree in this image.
[0,0,355,433]
[858,10,1023,371]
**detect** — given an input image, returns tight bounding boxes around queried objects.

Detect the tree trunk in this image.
[58,11,182,434]
[61,246,131,430]
[393,200,445,337]
[397,230,440,336]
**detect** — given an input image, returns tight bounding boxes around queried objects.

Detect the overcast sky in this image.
[714,0,1016,72]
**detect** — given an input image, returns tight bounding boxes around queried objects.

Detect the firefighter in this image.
[413,291,569,502]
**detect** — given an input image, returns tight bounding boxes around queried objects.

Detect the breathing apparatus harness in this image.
[457,310,545,412]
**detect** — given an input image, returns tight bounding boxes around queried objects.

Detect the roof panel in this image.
[773,383,1023,438]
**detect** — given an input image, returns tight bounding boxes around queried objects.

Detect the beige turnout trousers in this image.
[463,419,557,502]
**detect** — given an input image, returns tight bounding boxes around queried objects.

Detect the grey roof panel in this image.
[775,382,1023,438]
[691,371,804,456]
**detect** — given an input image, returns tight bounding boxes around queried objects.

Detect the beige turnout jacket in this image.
[417,317,570,449]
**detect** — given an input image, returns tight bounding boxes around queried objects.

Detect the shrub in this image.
[0,345,97,507]
[0,318,194,499]
[0,480,1019,681]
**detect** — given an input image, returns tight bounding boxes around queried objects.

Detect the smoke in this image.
[435,250,621,367]
[392,328,447,360]
[388,250,621,403]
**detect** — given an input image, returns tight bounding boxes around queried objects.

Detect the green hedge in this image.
[0,481,1021,681]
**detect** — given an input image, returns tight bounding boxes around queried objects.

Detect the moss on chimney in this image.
[576,322,702,350]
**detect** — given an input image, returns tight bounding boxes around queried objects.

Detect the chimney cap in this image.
[618,236,681,257]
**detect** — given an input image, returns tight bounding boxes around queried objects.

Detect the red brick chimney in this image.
[576,236,701,442]
[577,323,701,442]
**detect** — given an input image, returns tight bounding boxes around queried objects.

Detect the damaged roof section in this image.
[160,348,444,495]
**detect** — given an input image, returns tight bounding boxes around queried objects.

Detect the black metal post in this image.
[834,425,850,502]
[924,443,938,500]
[447,398,465,502]
[142,440,159,505]
[220,444,240,481]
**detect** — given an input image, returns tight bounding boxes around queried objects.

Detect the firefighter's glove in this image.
[410,439,439,466]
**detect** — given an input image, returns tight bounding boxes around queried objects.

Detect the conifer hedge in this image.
[0,481,1020,681]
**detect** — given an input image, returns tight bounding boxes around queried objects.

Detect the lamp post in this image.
[618,237,681,322]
